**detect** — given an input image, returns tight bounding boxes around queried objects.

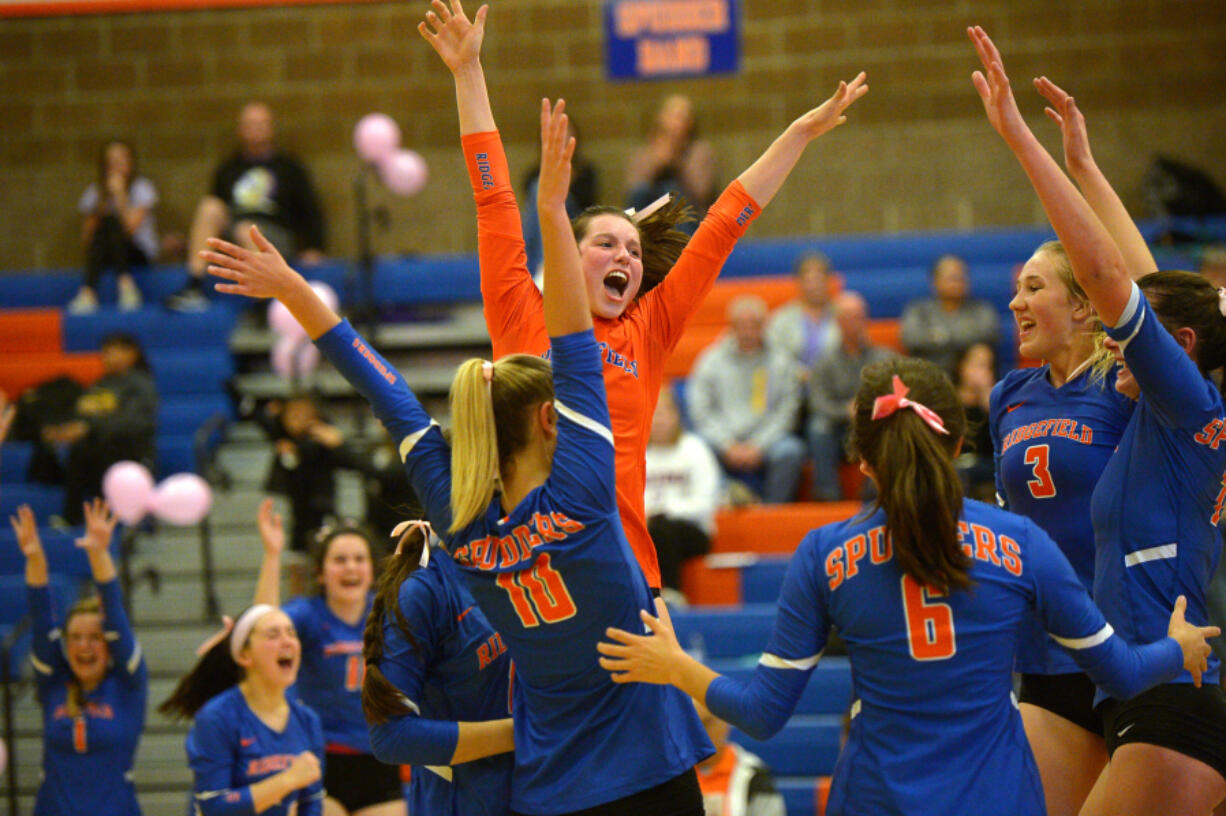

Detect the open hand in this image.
[1167,594,1220,687]
[77,498,118,554]
[1033,76,1094,174]
[536,98,576,215]
[418,0,488,73]
[793,71,869,140]
[598,598,685,685]
[968,26,1030,147]
[257,498,285,556]
[205,225,302,301]
[8,505,44,560]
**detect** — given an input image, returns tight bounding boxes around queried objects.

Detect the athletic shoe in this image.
[118,276,143,311]
[166,286,209,312]
[67,288,98,314]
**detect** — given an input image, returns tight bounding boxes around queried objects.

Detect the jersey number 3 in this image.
[496,552,578,628]
[901,575,956,661]
[1024,444,1056,499]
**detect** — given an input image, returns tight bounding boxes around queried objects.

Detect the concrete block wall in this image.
[2,0,1224,269]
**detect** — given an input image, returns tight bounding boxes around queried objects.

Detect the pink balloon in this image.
[271,336,320,379]
[309,281,339,313]
[268,300,307,340]
[380,150,428,197]
[150,474,213,526]
[354,113,401,165]
[101,461,154,524]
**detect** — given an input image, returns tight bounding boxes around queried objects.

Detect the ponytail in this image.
[448,354,553,533]
[851,358,971,592]
[158,637,242,721]
[362,522,428,726]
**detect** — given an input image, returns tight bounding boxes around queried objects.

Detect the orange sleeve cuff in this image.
[460,131,513,195]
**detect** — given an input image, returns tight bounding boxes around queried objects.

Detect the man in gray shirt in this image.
[688,295,805,504]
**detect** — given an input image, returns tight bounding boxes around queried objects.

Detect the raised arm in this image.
[78,499,144,681]
[537,98,591,337]
[1033,77,1158,280]
[969,26,1131,326]
[736,73,868,208]
[418,0,494,135]
[252,498,284,607]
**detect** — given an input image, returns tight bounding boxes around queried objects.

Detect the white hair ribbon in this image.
[391,519,435,569]
[625,193,671,224]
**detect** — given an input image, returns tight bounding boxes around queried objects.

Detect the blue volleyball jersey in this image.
[30,579,147,816]
[990,363,1134,674]
[1091,283,1226,693]
[283,594,371,753]
[369,545,513,816]
[704,501,1183,816]
[186,686,326,816]
[315,320,712,816]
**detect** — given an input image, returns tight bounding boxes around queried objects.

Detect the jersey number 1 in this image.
[1024,444,1056,499]
[901,575,956,661]
[496,552,578,628]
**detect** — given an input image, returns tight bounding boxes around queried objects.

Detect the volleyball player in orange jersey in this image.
[420,0,867,588]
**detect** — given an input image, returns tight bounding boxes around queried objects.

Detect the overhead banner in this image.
[604,0,739,81]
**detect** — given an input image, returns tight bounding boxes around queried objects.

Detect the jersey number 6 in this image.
[901,575,956,661]
[1024,444,1056,499]
[496,552,578,628]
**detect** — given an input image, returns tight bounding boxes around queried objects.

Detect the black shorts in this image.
[1018,672,1103,736]
[512,768,703,816]
[324,751,403,812]
[1099,683,1226,782]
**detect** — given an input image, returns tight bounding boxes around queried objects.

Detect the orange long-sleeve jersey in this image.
[463,130,760,588]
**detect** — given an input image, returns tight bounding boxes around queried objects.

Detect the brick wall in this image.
[3,0,1224,270]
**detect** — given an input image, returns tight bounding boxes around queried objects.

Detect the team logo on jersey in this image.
[824,523,1022,590]
[541,344,638,378]
[453,512,586,570]
[247,754,295,776]
[1193,417,1226,450]
[476,632,507,670]
[1000,418,1093,453]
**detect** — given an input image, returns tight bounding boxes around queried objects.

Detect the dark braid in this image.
[362,523,428,726]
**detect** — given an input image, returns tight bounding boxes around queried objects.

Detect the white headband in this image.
[230,604,277,662]
[625,193,671,224]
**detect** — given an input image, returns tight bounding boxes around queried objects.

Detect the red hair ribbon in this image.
[870,375,950,436]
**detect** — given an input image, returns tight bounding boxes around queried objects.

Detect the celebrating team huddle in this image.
[8,3,1225,816]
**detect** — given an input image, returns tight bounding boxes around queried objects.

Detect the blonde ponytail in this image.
[449,359,501,533]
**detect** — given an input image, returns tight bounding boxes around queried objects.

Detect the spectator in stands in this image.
[952,342,996,502]
[521,115,599,277]
[807,291,894,501]
[766,252,841,372]
[694,698,787,816]
[259,396,365,592]
[13,499,147,816]
[645,388,722,599]
[689,295,805,504]
[70,140,158,314]
[40,333,156,525]
[625,94,717,227]
[168,102,324,311]
[1199,245,1226,290]
[901,254,1001,375]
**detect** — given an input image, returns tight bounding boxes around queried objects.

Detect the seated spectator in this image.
[1198,244,1226,289]
[694,698,787,816]
[70,140,158,314]
[953,342,997,502]
[168,102,324,311]
[521,115,599,277]
[807,291,894,501]
[901,254,1000,375]
[766,252,841,372]
[645,388,721,597]
[39,334,157,524]
[625,94,717,228]
[688,295,805,504]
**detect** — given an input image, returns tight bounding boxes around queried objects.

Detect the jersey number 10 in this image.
[496,552,578,628]
[901,575,956,660]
